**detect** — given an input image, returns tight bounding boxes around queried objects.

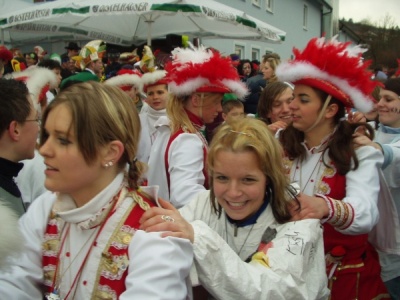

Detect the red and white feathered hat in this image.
[0,45,13,62]
[105,69,143,92]
[142,70,168,93]
[276,36,377,113]
[34,45,47,60]
[165,45,248,99]
[10,67,58,109]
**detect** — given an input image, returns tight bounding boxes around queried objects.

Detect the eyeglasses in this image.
[25,118,41,126]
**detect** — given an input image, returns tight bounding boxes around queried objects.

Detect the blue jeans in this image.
[385,276,400,300]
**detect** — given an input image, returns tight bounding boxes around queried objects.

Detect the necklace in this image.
[46,190,122,300]
[292,152,323,194]
[225,218,255,257]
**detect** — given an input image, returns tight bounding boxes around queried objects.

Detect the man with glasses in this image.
[0,78,39,216]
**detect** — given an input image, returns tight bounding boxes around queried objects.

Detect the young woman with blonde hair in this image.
[142,118,329,299]
[147,46,247,208]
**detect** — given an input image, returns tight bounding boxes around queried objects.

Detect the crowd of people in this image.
[0,35,399,300]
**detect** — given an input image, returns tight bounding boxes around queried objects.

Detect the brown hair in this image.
[257,81,292,125]
[0,78,30,134]
[279,88,374,175]
[222,99,244,114]
[40,81,144,189]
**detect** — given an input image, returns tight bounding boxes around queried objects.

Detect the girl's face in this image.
[39,103,110,205]
[25,54,37,67]
[198,93,223,124]
[213,150,267,221]
[242,62,252,76]
[289,84,324,132]
[378,89,400,128]
[262,61,274,80]
[146,84,169,111]
[268,87,294,124]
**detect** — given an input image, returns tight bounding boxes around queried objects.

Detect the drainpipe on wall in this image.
[317,0,334,38]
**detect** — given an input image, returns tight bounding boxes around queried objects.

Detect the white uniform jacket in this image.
[180,190,330,300]
[147,116,206,208]
[0,173,193,300]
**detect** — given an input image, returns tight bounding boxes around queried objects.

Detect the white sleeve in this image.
[178,190,212,223]
[339,146,383,234]
[381,140,400,188]
[168,133,206,208]
[191,220,329,300]
[121,230,193,300]
[0,194,53,299]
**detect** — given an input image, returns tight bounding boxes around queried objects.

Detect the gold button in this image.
[111,265,118,273]
[122,235,132,244]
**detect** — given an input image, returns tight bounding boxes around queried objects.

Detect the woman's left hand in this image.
[139,199,195,243]
[353,132,383,152]
[290,193,329,221]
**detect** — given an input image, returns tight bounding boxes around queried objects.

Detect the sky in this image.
[339,0,400,27]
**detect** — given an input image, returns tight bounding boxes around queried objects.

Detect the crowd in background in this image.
[0,36,399,300]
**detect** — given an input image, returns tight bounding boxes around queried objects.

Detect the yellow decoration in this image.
[251,251,271,268]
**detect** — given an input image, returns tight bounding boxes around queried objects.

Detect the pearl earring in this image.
[104,161,114,168]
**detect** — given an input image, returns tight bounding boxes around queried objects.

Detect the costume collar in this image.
[146,105,167,121]
[226,190,270,227]
[84,68,96,75]
[185,108,204,128]
[53,172,125,229]
[302,126,337,154]
[379,124,400,134]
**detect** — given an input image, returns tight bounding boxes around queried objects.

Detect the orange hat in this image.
[73,40,106,70]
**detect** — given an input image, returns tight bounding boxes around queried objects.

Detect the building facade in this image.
[204,0,339,60]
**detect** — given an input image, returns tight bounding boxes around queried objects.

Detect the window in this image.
[252,0,261,7]
[235,44,245,59]
[251,47,260,61]
[265,0,274,12]
[303,4,308,30]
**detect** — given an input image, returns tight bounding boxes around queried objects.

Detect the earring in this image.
[104,161,114,168]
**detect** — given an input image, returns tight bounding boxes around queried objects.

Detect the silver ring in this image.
[161,215,175,222]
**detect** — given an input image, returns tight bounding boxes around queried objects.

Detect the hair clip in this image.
[229,130,253,137]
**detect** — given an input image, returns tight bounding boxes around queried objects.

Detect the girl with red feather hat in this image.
[147,45,247,208]
[277,37,390,299]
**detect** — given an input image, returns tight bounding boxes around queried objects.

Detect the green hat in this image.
[222,93,238,104]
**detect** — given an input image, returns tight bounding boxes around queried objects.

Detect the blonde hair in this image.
[208,118,293,223]
[40,81,144,190]
[167,92,215,134]
[167,94,196,133]
[262,53,281,83]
